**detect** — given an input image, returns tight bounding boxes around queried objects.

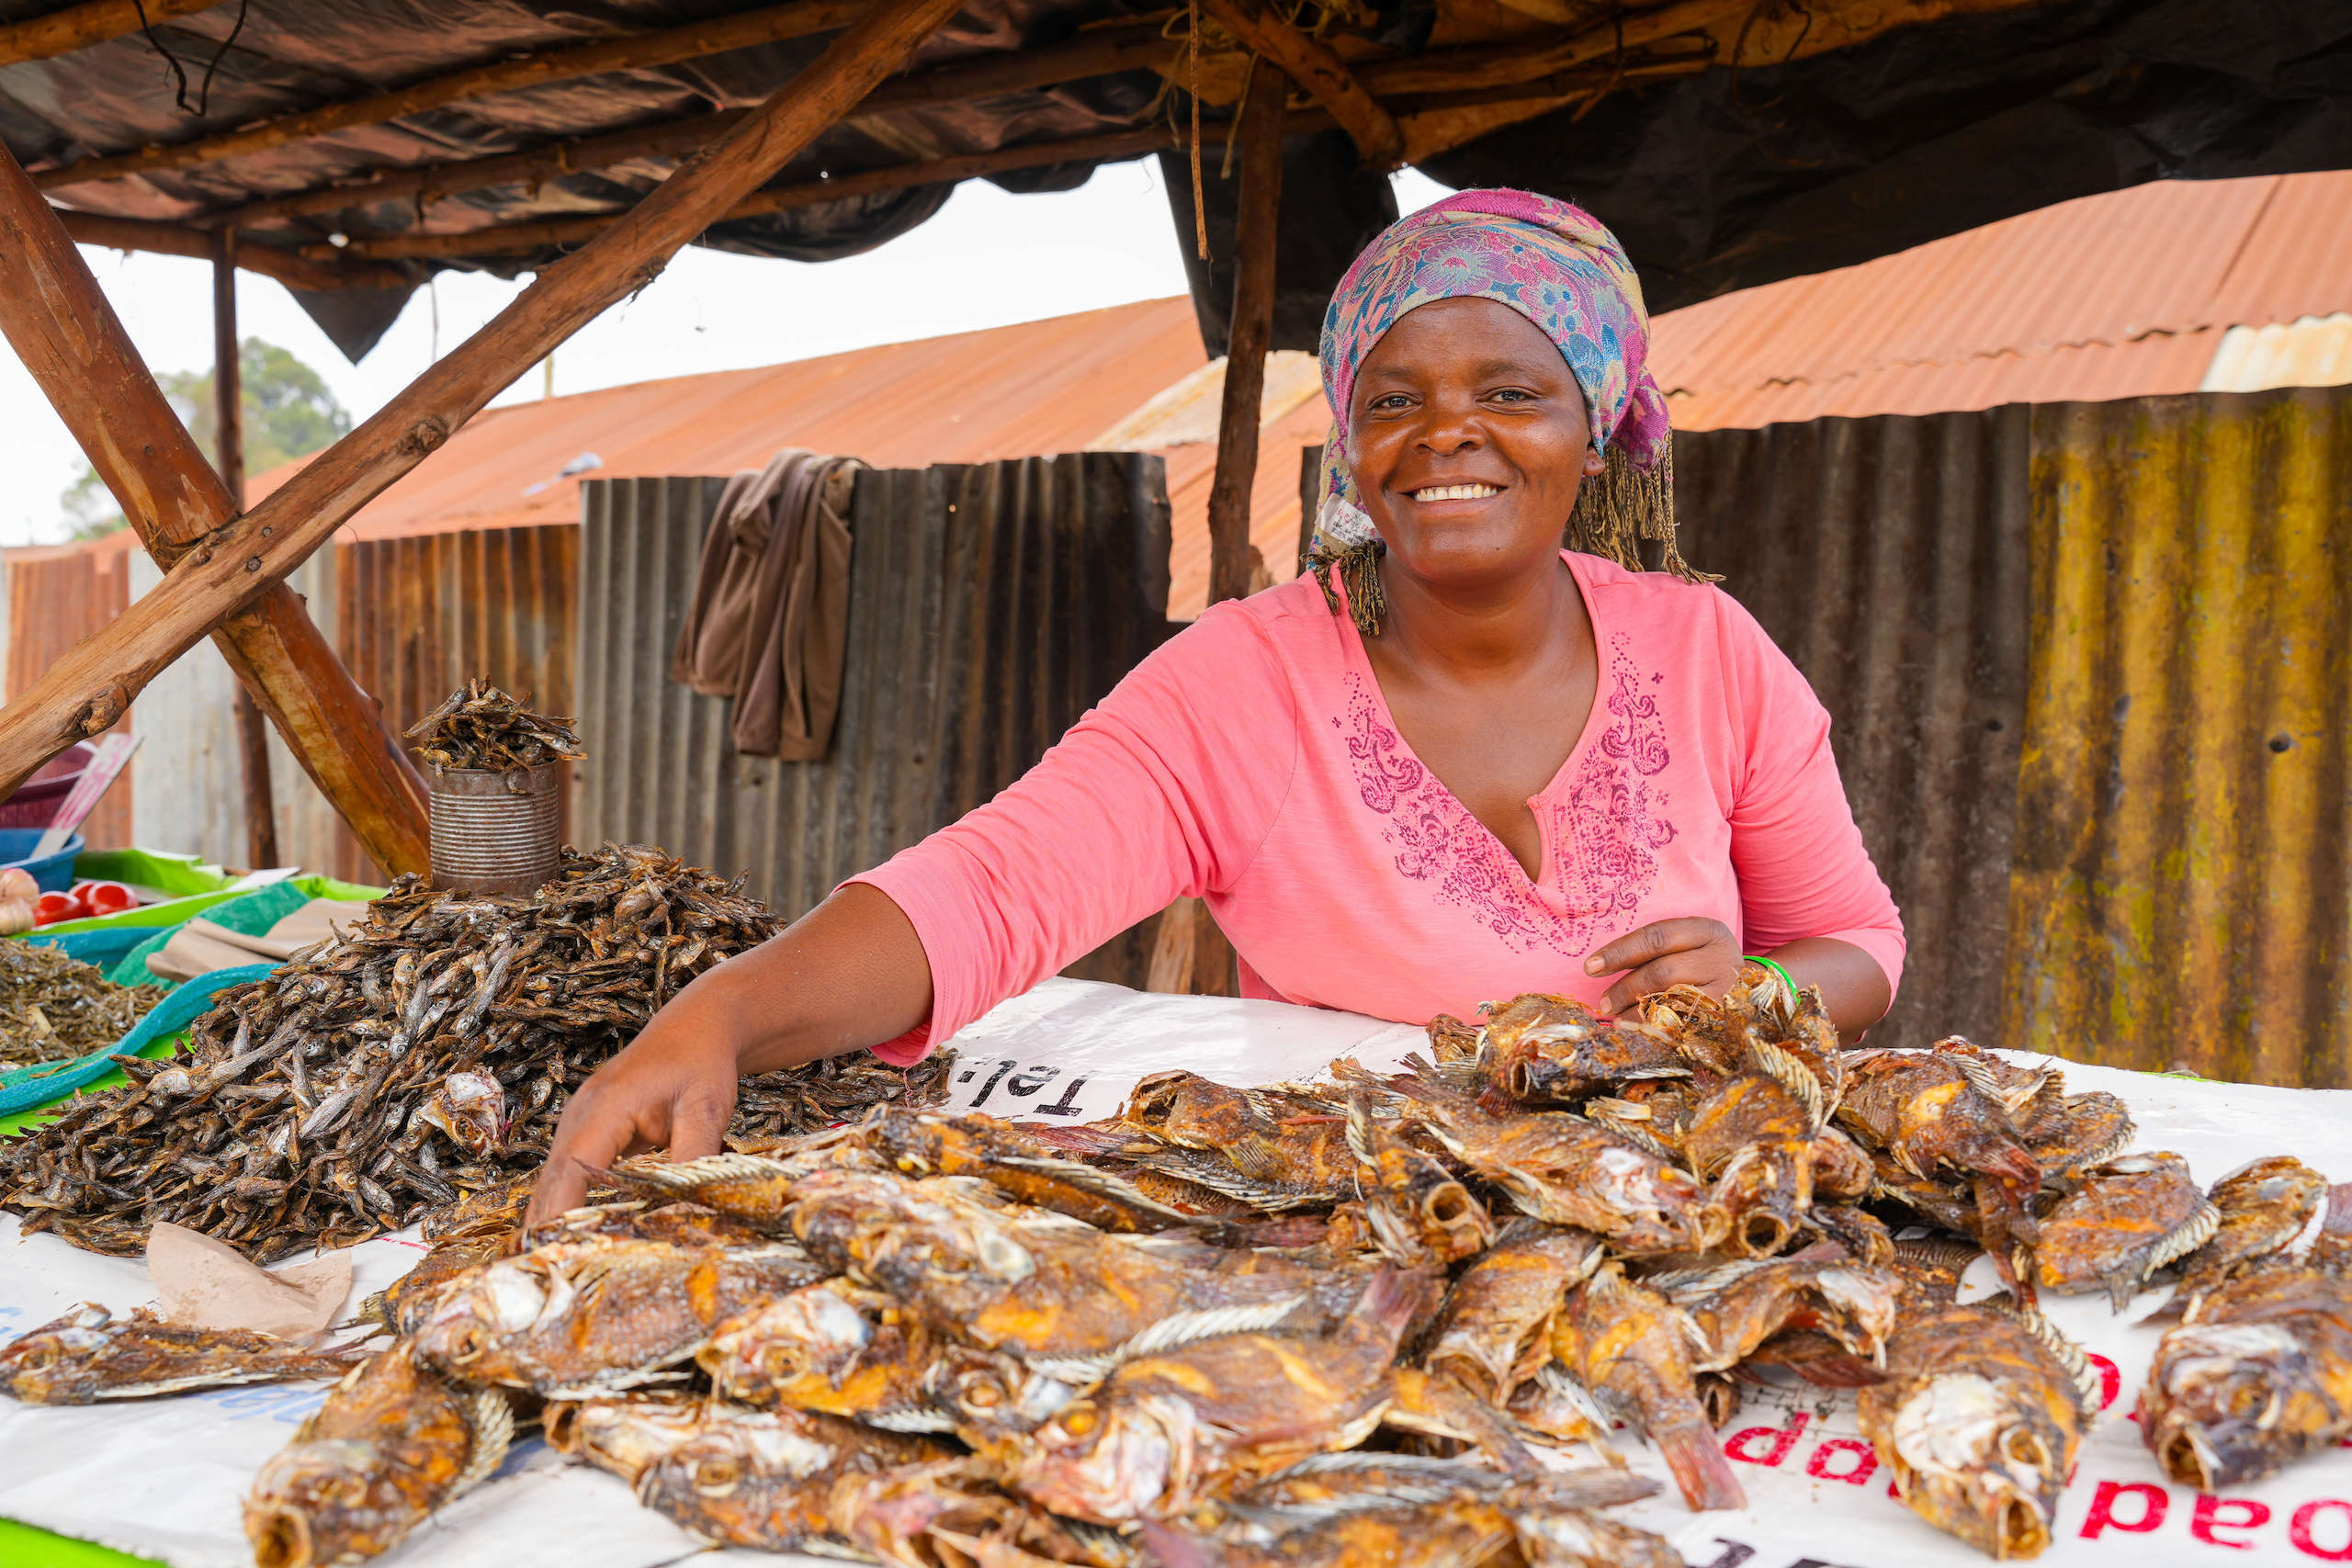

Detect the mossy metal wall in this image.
[2006,388,2352,1085]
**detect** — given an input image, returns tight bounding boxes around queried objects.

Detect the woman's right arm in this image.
[527,880,933,1221]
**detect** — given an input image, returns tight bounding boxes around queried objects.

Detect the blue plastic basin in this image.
[0,829,87,893]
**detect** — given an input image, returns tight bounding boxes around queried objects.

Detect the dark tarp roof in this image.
[3,0,2346,362]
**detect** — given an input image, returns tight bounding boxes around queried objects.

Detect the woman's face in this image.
[1346,296,1601,593]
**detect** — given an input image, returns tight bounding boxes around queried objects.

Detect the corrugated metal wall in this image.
[574,454,1173,982]
[2006,386,2352,1085]
[3,541,134,848]
[1675,410,2033,1051]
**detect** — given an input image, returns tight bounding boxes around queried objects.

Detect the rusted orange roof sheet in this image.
[1652,172,2352,430]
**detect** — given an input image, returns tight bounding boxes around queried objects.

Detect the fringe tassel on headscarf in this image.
[1566,434,1715,584]
[1305,536,1389,640]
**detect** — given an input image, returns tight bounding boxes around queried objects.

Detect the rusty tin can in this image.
[427,764,561,897]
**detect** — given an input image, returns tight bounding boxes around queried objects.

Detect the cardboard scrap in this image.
[144,1220,352,1343]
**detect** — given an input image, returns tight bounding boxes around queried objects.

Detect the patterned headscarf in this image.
[1306,187,1700,635]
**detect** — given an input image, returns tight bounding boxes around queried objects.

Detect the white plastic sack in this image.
[1,976,2349,1568]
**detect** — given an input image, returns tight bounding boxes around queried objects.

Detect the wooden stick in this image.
[0,148,429,873]
[0,0,218,66]
[220,22,1177,228]
[1204,56,1283,607]
[212,231,280,872]
[55,208,409,292]
[33,0,861,191]
[1196,0,1400,169]
[1356,0,1745,95]
[0,0,965,802]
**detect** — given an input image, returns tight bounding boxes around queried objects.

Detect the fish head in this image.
[865,1110,962,1179]
[1014,1392,1193,1524]
[0,1303,112,1404]
[544,1393,707,1480]
[2146,1321,2318,1490]
[1589,1145,1724,1255]
[1884,1371,2068,1559]
[1512,1506,1682,1568]
[1811,1266,1902,1362]
[413,1071,508,1158]
[938,1348,1078,1461]
[410,1253,558,1377]
[244,1438,409,1568]
[1127,1073,1265,1149]
[859,1207,1037,1323]
[1710,1145,1809,1258]
[702,1280,877,1402]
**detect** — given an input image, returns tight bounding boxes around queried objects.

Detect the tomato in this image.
[32,891,78,926]
[76,881,135,917]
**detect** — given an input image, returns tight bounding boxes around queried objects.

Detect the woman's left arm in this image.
[1584,921,1890,1036]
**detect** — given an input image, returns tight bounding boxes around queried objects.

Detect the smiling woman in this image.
[526,187,1905,1222]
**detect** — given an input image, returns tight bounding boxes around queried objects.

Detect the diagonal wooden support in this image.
[0,0,965,802]
[0,0,219,66]
[1197,0,1402,169]
[0,148,431,874]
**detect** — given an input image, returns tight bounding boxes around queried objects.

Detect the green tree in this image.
[58,337,352,538]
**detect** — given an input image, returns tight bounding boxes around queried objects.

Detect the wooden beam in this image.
[212,231,281,872]
[0,150,431,874]
[219,22,1177,229]
[32,0,862,191]
[1205,55,1283,607]
[0,0,218,66]
[0,0,966,802]
[1195,0,1401,169]
[55,208,409,292]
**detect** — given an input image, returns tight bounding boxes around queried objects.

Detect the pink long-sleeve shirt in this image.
[852,551,1904,1063]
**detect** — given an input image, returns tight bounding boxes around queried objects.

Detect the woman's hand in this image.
[1584,917,1742,1015]
[527,1004,743,1224]
[526,882,934,1226]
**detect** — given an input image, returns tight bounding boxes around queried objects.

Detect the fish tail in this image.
[1351,1265,1445,1354]
[1655,1416,1746,1511]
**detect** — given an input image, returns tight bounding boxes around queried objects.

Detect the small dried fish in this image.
[2031,1151,2218,1309]
[0,1303,349,1404]
[404,679,584,773]
[0,939,164,1070]
[244,1346,512,1568]
[1679,1039,1827,1258]
[1474,993,1689,1102]
[866,1108,1201,1233]
[1645,1247,1899,1373]
[1838,1041,2045,1285]
[634,1404,952,1551]
[1549,1263,1744,1512]
[700,1278,949,1428]
[2143,1269,2352,1491]
[545,1390,713,1482]
[1857,1296,2094,1560]
[1345,1095,1494,1268]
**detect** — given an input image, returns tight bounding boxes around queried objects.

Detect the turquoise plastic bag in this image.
[0,963,275,1119]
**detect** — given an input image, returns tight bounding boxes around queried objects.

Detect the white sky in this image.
[0,162,1456,547]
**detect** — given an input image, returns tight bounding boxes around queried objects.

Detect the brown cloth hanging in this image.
[670,448,863,759]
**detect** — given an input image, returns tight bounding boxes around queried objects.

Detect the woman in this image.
[527,189,1903,1222]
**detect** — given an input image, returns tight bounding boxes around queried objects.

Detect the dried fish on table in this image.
[2171,1155,2330,1316]
[699,1276,952,1428]
[635,1404,953,1552]
[1423,1218,1601,1404]
[1857,1292,2096,1560]
[2143,1268,2352,1491]
[404,679,584,773]
[0,938,164,1070]
[1645,1247,1899,1372]
[0,845,953,1264]
[2030,1151,2218,1308]
[245,1346,512,1568]
[1473,992,1689,1102]
[545,1389,713,1482]
[1548,1263,1744,1512]
[0,1302,352,1404]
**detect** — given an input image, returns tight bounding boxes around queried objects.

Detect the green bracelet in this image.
[1743,954,1799,996]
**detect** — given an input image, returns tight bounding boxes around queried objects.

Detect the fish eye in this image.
[961,1379,1004,1410]
[2002,1429,2050,1471]
[1057,1404,1097,1438]
[2227,1382,2268,1419]
[763,1346,804,1378]
[444,1325,489,1365]
[694,1459,742,1495]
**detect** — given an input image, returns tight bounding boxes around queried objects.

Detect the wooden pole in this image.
[0,0,964,801]
[212,232,280,872]
[1197,0,1401,169]
[35,0,860,191]
[0,0,219,67]
[0,152,430,874]
[55,209,408,292]
[1205,55,1284,608]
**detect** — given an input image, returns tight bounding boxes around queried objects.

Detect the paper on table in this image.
[145,1223,352,1344]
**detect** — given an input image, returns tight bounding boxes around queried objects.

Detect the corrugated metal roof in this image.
[2201,313,2352,394]
[2006,384,2352,1087]
[1654,172,2352,430]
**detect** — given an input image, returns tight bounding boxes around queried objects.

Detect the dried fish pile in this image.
[6,973,2347,1567]
[0,844,936,1263]
[0,939,165,1070]
[404,679,584,773]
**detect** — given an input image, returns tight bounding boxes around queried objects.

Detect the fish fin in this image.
[987,1153,1196,1225]
[596,1152,793,1196]
[1025,1294,1307,1384]
[1748,1040,1825,1133]
[1343,1095,1379,1167]
[1947,1050,2052,1125]
[2110,1199,2223,1310]
[452,1387,515,1500]
[865,1406,959,1433]
[1588,1111,1678,1164]
[1123,1147,1332,1210]
[1654,1416,1746,1511]
[1993,1298,2102,1420]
